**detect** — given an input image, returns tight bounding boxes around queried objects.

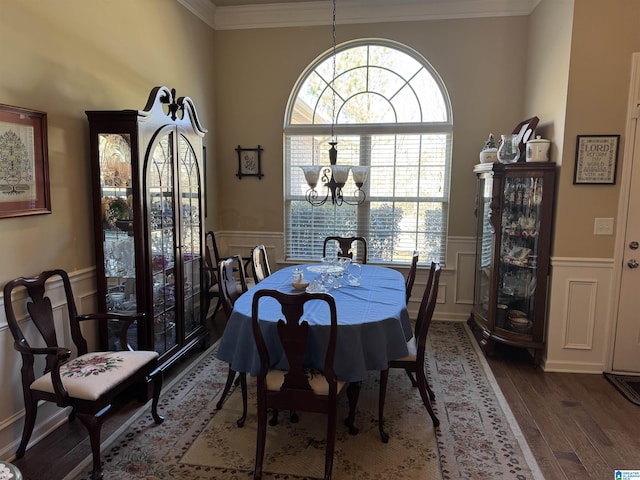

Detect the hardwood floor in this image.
[8,319,640,479]
[487,343,640,479]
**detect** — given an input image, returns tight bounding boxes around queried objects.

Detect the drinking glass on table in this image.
[347,262,362,286]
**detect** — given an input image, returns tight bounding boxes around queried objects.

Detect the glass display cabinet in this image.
[468,162,556,364]
[86,86,208,368]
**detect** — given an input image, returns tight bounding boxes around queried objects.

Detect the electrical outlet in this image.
[594,217,614,235]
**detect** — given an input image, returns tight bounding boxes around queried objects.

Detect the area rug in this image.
[64,321,543,480]
[604,372,640,406]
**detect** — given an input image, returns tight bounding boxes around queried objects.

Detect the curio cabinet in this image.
[86,86,208,369]
[468,162,556,365]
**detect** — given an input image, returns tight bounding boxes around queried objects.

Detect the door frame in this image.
[606,52,640,372]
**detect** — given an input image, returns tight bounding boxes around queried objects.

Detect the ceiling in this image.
[180,0,540,30]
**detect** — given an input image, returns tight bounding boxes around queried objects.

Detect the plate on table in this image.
[307,264,343,274]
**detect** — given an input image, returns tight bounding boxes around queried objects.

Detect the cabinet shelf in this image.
[468,162,556,365]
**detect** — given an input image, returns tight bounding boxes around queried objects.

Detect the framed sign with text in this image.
[573,135,620,185]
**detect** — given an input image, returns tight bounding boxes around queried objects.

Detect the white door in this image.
[612,53,640,373]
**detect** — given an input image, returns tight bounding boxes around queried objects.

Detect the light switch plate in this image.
[594,217,614,235]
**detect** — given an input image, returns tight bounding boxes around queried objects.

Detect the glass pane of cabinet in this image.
[99,133,138,350]
[497,176,543,335]
[148,134,177,355]
[474,172,493,319]
[178,135,202,338]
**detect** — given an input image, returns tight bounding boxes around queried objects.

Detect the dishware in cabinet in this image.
[468,162,556,365]
[86,86,208,369]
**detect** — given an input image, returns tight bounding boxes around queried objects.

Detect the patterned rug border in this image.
[459,323,544,480]
[62,322,545,480]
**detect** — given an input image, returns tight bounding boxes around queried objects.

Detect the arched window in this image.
[284,39,452,264]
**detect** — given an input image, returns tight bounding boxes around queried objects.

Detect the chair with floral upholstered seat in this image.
[3,269,164,480]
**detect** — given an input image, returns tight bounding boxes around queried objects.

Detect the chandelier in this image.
[300,0,368,206]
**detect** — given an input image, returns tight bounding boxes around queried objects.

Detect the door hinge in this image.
[633,103,640,119]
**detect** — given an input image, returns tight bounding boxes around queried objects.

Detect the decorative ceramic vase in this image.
[497,134,520,163]
[526,136,551,162]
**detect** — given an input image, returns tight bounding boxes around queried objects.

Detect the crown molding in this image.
[178,0,218,28]
[178,0,540,30]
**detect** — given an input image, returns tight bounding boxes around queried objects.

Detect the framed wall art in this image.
[573,134,620,185]
[235,145,264,179]
[0,103,51,218]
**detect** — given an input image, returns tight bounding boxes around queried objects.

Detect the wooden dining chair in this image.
[204,231,222,319]
[251,289,348,480]
[252,244,271,283]
[205,231,255,320]
[378,262,441,442]
[405,250,419,304]
[322,236,368,264]
[216,255,249,427]
[3,269,164,480]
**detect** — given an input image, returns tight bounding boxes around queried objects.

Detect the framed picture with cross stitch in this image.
[235,145,264,179]
[0,103,51,218]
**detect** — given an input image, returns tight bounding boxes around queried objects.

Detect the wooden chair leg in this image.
[344,381,360,435]
[404,368,417,387]
[269,409,279,426]
[378,369,390,443]
[216,367,238,410]
[237,372,247,427]
[16,398,38,458]
[426,381,436,401]
[254,398,267,480]
[324,404,338,480]
[206,296,222,320]
[77,406,110,480]
[150,368,165,424]
[416,369,439,427]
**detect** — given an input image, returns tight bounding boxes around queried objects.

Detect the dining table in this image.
[216,263,412,384]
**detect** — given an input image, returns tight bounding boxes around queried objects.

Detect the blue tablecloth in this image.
[216,264,411,382]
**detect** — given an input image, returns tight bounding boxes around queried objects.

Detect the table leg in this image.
[344,381,360,435]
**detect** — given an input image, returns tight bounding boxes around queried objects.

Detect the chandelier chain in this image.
[331,0,337,140]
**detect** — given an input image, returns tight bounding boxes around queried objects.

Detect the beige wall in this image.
[0,0,216,283]
[524,0,573,167]
[554,0,640,257]
[212,17,530,237]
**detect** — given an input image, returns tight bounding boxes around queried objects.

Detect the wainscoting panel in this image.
[455,251,476,305]
[563,279,597,349]
[544,258,614,373]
